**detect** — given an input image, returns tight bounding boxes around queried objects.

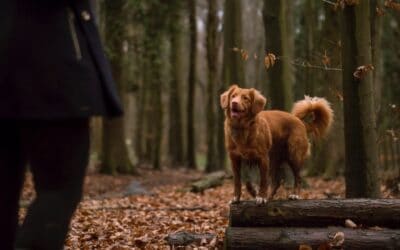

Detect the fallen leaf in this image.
[330,231,345,247]
[345,219,357,228]
[299,244,313,250]
[353,64,374,79]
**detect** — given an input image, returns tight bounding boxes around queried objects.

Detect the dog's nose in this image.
[232,101,239,107]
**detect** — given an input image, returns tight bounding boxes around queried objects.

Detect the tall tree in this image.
[217,0,246,171]
[341,0,380,198]
[222,0,246,87]
[186,0,197,169]
[101,0,136,175]
[168,1,185,167]
[130,0,170,170]
[319,3,344,179]
[370,0,384,114]
[304,0,316,96]
[205,0,219,172]
[263,0,294,184]
[263,0,294,111]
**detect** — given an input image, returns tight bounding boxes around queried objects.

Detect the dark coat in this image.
[0,0,123,119]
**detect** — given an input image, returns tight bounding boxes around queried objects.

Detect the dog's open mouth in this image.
[230,106,244,118]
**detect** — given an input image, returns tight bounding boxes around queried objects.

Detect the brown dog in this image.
[220,85,333,204]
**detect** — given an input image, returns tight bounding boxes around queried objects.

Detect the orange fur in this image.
[221,85,333,203]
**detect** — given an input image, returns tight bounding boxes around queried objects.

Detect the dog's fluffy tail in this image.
[292,96,334,139]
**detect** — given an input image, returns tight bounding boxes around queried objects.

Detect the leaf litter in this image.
[19,169,397,249]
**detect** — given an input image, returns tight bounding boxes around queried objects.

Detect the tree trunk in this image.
[219,0,246,174]
[263,0,294,185]
[304,0,316,97]
[101,0,135,175]
[263,0,293,111]
[225,227,400,250]
[370,0,384,114]
[229,199,400,228]
[205,0,219,173]
[341,0,380,198]
[168,2,185,167]
[222,0,245,87]
[140,2,168,170]
[134,63,147,164]
[186,0,197,169]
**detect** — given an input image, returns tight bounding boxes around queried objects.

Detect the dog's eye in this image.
[232,94,237,98]
[243,96,250,101]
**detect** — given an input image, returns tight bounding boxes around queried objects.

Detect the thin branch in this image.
[290,61,342,71]
[322,0,337,6]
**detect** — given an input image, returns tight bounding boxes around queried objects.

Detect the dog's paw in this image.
[229,196,240,204]
[288,194,300,200]
[255,196,268,205]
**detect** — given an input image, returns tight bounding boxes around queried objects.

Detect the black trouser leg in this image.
[0,122,27,250]
[16,119,89,250]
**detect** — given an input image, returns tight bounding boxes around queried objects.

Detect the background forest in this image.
[89,0,400,195]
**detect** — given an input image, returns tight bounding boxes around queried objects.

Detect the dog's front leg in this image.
[256,157,269,204]
[230,154,242,204]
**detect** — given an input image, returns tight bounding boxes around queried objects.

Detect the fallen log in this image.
[190,171,226,193]
[230,199,400,228]
[165,231,215,246]
[225,227,400,250]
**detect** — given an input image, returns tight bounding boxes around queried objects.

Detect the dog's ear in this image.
[220,84,238,109]
[251,89,266,115]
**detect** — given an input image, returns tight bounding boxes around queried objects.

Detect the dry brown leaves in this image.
[334,0,360,10]
[19,170,398,249]
[264,53,277,70]
[385,0,400,11]
[232,47,249,61]
[65,183,230,249]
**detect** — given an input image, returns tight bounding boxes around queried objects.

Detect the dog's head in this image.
[220,85,267,120]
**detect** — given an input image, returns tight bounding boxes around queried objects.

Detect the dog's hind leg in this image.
[288,162,302,200]
[268,159,282,200]
[287,134,308,200]
[245,181,257,198]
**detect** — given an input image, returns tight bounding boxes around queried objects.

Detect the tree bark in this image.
[222,0,245,87]
[217,0,246,173]
[168,2,185,167]
[225,227,400,250]
[263,0,293,111]
[140,1,168,170]
[229,199,400,228]
[304,0,316,97]
[205,0,219,173]
[186,0,197,169]
[341,0,380,198]
[101,0,135,175]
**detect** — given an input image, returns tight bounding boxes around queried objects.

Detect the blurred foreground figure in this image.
[0,1,123,249]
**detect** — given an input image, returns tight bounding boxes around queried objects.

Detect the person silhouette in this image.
[0,1,123,249]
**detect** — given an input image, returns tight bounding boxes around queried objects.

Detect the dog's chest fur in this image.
[228,127,260,160]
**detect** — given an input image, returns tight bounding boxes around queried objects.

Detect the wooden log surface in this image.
[230,199,400,228]
[165,231,215,246]
[225,227,400,250]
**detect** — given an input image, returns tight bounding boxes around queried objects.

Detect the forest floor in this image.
[20,168,398,250]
